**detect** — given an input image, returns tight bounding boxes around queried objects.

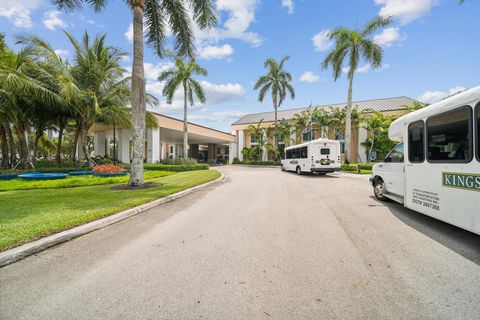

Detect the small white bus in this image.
[370,86,480,235]
[281,139,341,175]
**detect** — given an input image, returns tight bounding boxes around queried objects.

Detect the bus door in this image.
[382,143,405,197]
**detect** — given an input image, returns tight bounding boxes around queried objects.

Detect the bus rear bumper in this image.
[310,167,340,173]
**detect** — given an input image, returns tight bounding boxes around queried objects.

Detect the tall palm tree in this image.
[322,16,391,163]
[254,56,295,151]
[52,0,217,186]
[159,58,207,158]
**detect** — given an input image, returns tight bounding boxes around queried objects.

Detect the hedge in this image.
[233,160,281,166]
[142,163,209,172]
[341,163,375,172]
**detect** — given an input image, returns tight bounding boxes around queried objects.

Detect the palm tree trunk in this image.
[183,83,188,159]
[56,119,65,166]
[369,130,375,161]
[345,74,354,164]
[129,0,146,186]
[33,129,43,166]
[80,129,97,167]
[6,124,15,167]
[71,122,81,165]
[0,123,8,167]
[15,122,32,168]
[274,105,278,154]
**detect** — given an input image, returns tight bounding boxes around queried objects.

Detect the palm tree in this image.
[360,112,390,160]
[159,58,207,158]
[322,16,391,163]
[254,56,295,151]
[246,119,272,161]
[292,111,309,143]
[52,0,217,186]
[277,119,295,146]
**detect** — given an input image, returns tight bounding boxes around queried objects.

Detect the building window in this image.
[302,129,315,142]
[476,103,480,162]
[300,146,308,158]
[408,121,425,163]
[386,143,404,163]
[427,106,472,163]
[250,134,258,146]
[334,128,345,140]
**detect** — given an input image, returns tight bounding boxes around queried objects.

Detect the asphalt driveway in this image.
[1,166,479,319]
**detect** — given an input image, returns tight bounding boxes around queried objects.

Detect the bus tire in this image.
[373,178,388,202]
[296,166,302,175]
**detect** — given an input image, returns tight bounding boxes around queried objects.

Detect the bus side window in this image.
[408,121,424,163]
[295,148,301,159]
[426,106,472,163]
[476,103,480,162]
[300,147,308,159]
[387,143,404,163]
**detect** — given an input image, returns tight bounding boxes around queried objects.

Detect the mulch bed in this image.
[111,182,160,190]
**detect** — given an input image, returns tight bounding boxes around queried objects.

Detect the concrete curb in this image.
[232,164,281,169]
[0,172,225,268]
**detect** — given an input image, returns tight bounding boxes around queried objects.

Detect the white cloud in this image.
[195,0,262,47]
[190,110,248,123]
[342,63,390,74]
[43,10,67,31]
[300,71,320,83]
[54,49,69,59]
[418,86,466,104]
[125,23,134,43]
[281,0,294,14]
[375,0,438,25]
[0,0,44,28]
[198,44,234,60]
[374,27,403,47]
[312,29,332,52]
[144,62,174,81]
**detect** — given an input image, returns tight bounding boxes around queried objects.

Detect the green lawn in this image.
[0,171,174,191]
[0,170,221,251]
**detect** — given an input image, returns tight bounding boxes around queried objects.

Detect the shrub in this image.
[143,163,209,172]
[233,160,281,166]
[341,164,358,172]
[159,158,198,165]
[92,164,125,174]
[93,155,113,165]
[232,157,240,164]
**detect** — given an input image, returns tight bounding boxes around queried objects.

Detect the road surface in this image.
[1,166,479,319]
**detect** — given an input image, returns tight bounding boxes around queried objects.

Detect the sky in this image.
[1,0,479,132]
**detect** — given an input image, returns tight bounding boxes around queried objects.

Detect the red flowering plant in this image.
[92,164,125,174]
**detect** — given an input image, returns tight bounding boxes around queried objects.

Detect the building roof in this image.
[232,96,417,125]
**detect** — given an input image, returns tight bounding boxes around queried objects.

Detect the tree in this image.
[52,0,217,186]
[159,58,207,158]
[292,111,309,143]
[277,119,295,146]
[254,56,295,152]
[404,101,428,111]
[360,112,395,160]
[322,16,391,163]
[246,119,272,161]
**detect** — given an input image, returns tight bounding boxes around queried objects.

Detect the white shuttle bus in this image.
[281,139,341,175]
[370,86,480,235]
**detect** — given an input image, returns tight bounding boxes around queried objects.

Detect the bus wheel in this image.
[296,166,302,175]
[373,179,388,201]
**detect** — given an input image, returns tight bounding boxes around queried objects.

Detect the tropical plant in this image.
[51,0,218,186]
[404,101,428,111]
[360,112,397,161]
[159,58,207,158]
[292,111,310,143]
[246,119,273,161]
[322,16,391,163]
[277,119,295,146]
[310,107,333,138]
[253,56,295,150]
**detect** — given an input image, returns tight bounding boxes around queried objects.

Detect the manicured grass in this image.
[0,170,221,251]
[0,171,174,191]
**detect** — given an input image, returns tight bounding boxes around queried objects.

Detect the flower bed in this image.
[92,164,127,177]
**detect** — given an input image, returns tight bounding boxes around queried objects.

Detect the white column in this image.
[146,127,160,163]
[117,129,131,163]
[261,129,268,161]
[229,142,237,164]
[237,130,244,161]
[161,143,166,160]
[358,127,368,163]
[94,131,106,157]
